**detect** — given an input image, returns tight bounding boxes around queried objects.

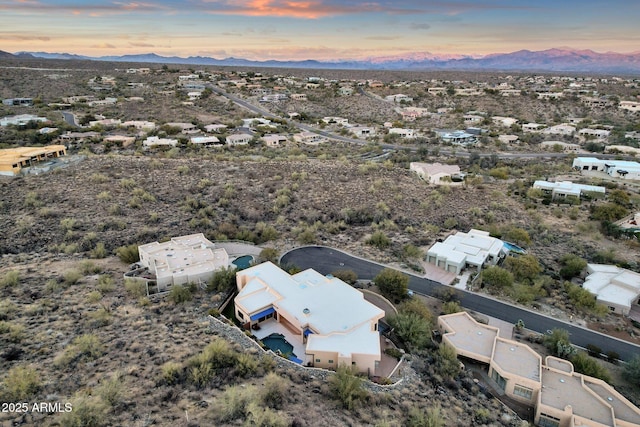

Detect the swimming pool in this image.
[232,255,254,270]
[503,241,527,254]
[261,333,299,362]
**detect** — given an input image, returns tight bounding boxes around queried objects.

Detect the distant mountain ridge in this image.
[7,48,640,74]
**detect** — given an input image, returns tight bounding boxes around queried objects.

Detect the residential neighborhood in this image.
[1,55,640,427]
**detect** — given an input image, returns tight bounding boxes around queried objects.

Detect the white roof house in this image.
[225,133,252,146]
[573,157,640,180]
[0,114,48,127]
[204,124,227,133]
[426,229,507,274]
[410,162,461,185]
[143,136,178,148]
[234,262,385,374]
[533,180,605,199]
[388,128,416,138]
[541,124,576,136]
[190,136,220,146]
[261,134,287,147]
[436,130,477,146]
[137,233,229,292]
[583,264,640,315]
[293,131,324,145]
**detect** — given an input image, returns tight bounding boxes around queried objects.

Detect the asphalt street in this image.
[280,246,640,362]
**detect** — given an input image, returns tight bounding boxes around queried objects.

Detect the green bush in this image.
[388,312,430,351]
[160,361,183,385]
[442,301,462,314]
[115,244,140,264]
[481,266,514,289]
[1,365,41,401]
[124,279,147,298]
[63,269,82,286]
[55,334,104,367]
[0,270,20,288]
[503,255,541,282]
[571,352,611,383]
[97,275,115,293]
[374,268,409,302]
[434,345,462,380]
[258,247,279,263]
[559,254,587,279]
[328,365,367,410]
[330,269,358,285]
[57,394,107,427]
[90,242,108,259]
[168,284,192,304]
[367,231,391,249]
[407,405,444,427]
[96,373,125,407]
[212,384,258,423]
[0,299,17,320]
[80,261,102,275]
[207,267,237,293]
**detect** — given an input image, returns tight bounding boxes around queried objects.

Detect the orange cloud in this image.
[203,0,382,19]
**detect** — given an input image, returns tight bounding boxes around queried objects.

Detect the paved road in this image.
[61,111,78,127]
[281,246,640,362]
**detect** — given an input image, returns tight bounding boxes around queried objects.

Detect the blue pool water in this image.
[232,255,254,270]
[503,241,527,254]
[261,333,297,359]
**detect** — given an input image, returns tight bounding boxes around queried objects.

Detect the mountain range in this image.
[4,48,640,74]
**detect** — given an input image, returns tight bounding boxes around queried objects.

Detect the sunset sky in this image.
[2,0,639,60]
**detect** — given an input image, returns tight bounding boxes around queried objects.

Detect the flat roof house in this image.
[583,264,640,316]
[436,130,477,146]
[426,229,507,274]
[438,312,640,427]
[410,162,461,185]
[533,180,605,199]
[225,133,252,146]
[573,157,640,180]
[136,233,229,293]
[234,262,385,374]
[0,145,67,176]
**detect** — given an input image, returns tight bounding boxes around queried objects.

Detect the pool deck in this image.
[250,319,401,378]
[252,319,306,360]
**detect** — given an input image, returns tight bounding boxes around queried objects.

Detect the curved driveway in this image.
[281,246,640,362]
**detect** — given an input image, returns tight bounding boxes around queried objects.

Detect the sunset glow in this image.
[1,0,639,60]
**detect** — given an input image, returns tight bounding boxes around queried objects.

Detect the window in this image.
[609,306,615,312]
[237,311,244,320]
[538,414,560,427]
[315,359,321,363]
[491,369,506,391]
[513,385,533,400]
[328,360,334,364]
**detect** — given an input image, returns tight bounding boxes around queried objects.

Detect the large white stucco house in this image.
[426,229,508,274]
[134,233,229,293]
[234,262,385,374]
[583,264,640,316]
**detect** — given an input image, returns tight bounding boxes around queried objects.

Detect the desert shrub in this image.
[187,339,237,386]
[502,226,532,247]
[367,231,391,249]
[504,255,542,282]
[96,373,125,407]
[389,312,430,351]
[296,227,316,244]
[489,167,509,179]
[474,408,493,424]
[96,275,115,293]
[399,298,433,323]
[24,191,42,208]
[160,361,183,385]
[1,365,41,401]
[586,344,602,358]
[0,270,20,288]
[402,244,422,259]
[442,301,462,314]
[207,266,237,293]
[565,282,606,315]
[559,254,587,279]
[443,217,458,229]
[244,402,288,427]
[87,291,103,303]
[119,178,136,189]
[90,242,108,259]
[544,329,575,359]
[124,279,146,298]
[57,394,107,427]
[235,353,259,378]
[434,345,461,380]
[591,203,629,222]
[89,306,112,327]
[115,244,140,263]
[624,355,640,384]
[59,217,77,231]
[481,266,514,289]
[63,269,82,286]
[0,299,17,320]
[168,284,192,304]
[328,365,367,410]
[571,352,611,383]
[261,372,288,409]
[212,384,259,423]
[55,334,104,367]
[80,260,102,275]
[374,268,409,302]
[258,247,279,263]
[330,269,358,285]
[407,405,445,427]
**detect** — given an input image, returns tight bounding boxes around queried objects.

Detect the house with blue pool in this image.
[234,262,385,375]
